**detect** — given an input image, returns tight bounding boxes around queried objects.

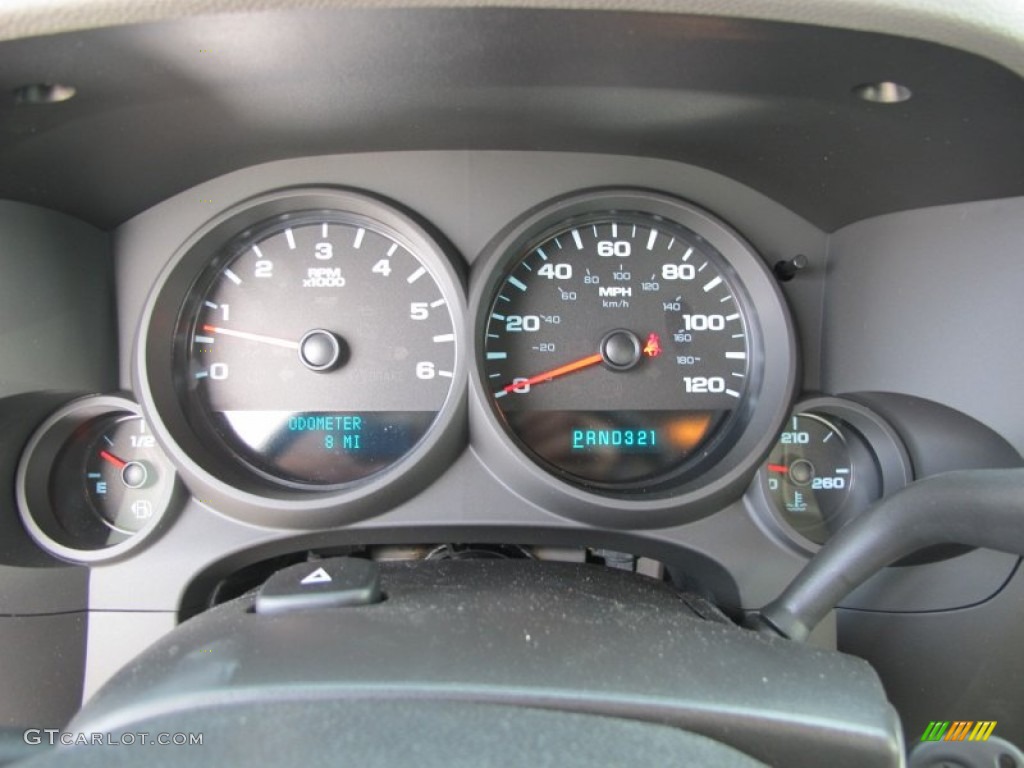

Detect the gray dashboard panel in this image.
[114,151,827,389]
[0,2,1021,751]
[0,613,86,730]
[1,8,1022,232]
[98,151,1022,631]
[822,197,1024,456]
[0,202,114,400]
[102,150,821,609]
[0,202,102,612]
[1,0,1023,84]
[839,560,1024,749]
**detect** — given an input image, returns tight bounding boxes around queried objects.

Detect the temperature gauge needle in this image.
[202,325,299,350]
[501,352,604,394]
[99,450,127,470]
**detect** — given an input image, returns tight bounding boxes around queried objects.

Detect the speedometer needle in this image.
[501,352,604,394]
[202,325,300,350]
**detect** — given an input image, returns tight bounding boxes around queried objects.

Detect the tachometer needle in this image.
[501,352,603,395]
[99,450,127,470]
[202,325,300,350]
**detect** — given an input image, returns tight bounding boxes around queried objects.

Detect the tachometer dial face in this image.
[175,209,458,489]
[481,209,757,491]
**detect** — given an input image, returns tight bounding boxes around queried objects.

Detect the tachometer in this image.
[470,190,796,522]
[137,188,467,526]
[180,213,456,488]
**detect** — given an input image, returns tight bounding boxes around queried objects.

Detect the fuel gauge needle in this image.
[202,325,299,350]
[99,450,127,470]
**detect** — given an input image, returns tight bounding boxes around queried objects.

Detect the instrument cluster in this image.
[131,185,796,529]
[17,181,911,557]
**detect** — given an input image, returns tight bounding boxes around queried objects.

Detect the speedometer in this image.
[483,213,750,488]
[471,190,796,518]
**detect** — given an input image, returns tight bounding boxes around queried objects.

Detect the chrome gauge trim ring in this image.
[135,187,468,529]
[469,189,798,529]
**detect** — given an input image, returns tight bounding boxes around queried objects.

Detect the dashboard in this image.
[1,1,1024,764]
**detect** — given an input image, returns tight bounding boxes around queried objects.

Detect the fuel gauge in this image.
[18,396,180,562]
[83,415,174,534]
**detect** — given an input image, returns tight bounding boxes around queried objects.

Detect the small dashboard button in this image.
[255,558,382,615]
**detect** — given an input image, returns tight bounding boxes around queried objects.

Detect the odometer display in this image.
[481,208,756,491]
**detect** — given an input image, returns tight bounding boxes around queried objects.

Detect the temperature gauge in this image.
[764,413,853,544]
[754,397,912,552]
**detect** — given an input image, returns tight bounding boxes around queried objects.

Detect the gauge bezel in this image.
[174,208,456,491]
[16,395,182,563]
[135,187,468,529]
[747,395,913,555]
[481,209,758,492]
[762,411,858,545]
[469,188,798,529]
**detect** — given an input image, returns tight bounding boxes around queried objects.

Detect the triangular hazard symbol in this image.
[300,567,332,585]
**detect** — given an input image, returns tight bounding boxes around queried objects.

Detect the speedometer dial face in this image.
[481,207,757,491]
[175,208,458,489]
